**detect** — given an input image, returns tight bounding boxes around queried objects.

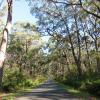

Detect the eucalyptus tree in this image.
[0,0,12,87]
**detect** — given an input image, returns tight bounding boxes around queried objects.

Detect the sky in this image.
[13,0,37,24]
[1,0,37,24]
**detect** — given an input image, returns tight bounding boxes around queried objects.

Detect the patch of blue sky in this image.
[1,0,37,24]
[13,0,38,24]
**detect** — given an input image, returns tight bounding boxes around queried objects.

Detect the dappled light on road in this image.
[15,80,79,100]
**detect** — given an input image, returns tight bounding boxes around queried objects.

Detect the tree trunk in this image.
[68,30,82,77]
[74,12,82,77]
[85,38,91,73]
[63,14,82,78]
[65,21,82,78]
[81,20,91,73]
[0,0,12,88]
[63,50,71,76]
[95,38,100,73]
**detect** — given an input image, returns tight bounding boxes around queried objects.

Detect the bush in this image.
[65,80,82,88]
[24,79,34,87]
[2,68,29,92]
[86,80,100,96]
[62,77,82,89]
[2,68,47,92]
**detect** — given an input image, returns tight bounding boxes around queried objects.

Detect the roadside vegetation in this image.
[56,74,100,98]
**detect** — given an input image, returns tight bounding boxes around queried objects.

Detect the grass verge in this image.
[58,83,98,100]
[1,76,47,100]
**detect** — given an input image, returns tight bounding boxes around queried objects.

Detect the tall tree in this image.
[0,0,12,87]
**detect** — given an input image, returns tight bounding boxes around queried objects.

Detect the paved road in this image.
[15,80,80,100]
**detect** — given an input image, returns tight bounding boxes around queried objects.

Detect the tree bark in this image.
[0,0,12,88]
[74,13,82,77]
[85,38,91,73]
[95,38,100,73]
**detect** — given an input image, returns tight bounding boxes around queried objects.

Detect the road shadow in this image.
[15,80,80,100]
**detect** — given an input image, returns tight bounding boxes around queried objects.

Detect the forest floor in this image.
[15,80,81,100]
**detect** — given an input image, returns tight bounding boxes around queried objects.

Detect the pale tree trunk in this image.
[0,0,12,88]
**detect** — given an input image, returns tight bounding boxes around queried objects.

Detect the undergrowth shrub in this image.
[56,73,100,97]
[2,68,47,92]
[2,68,32,92]
[85,79,100,96]
[62,76,82,89]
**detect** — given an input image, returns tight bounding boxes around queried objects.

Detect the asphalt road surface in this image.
[15,80,80,100]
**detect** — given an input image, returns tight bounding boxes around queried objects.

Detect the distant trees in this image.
[6,22,47,78]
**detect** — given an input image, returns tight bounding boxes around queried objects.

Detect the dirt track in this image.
[15,80,80,100]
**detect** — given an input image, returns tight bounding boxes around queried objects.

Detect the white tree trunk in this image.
[0,0,12,87]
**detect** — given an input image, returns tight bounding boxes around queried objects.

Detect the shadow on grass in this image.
[59,83,99,100]
[1,86,39,100]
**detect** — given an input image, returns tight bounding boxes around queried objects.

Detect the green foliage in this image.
[1,73,47,100]
[59,83,91,98]
[2,67,47,92]
[57,74,100,98]
[2,68,32,92]
[63,79,82,89]
[2,94,14,100]
[24,75,46,87]
[56,74,100,97]
[85,80,100,96]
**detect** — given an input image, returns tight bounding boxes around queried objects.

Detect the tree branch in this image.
[79,0,100,19]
